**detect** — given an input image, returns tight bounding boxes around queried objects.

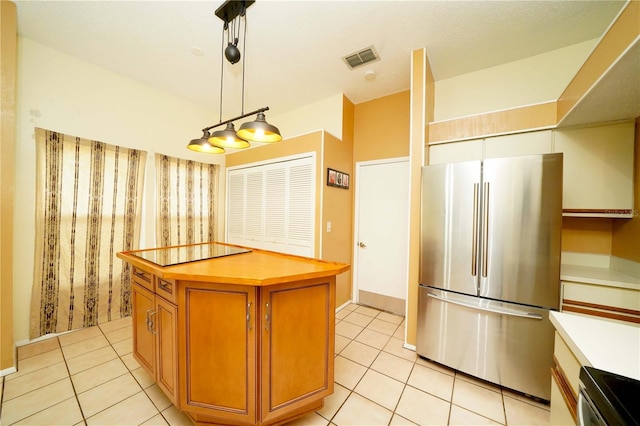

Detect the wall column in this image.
[406,48,434,346]
[0,0,17,374]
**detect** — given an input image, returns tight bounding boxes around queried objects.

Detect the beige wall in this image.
[435,40,596,122]
[13,37,224,345]
[1,0,17,372]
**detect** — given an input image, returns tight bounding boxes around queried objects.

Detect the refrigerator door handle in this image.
[471,183,479,276]
[481,182,490,277]
[426,291,543,320]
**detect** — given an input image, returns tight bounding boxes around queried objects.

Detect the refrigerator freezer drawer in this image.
[416,286,555,401]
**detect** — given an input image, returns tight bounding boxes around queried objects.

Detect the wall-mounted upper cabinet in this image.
[554,121,635,218]
[427,121,635,218]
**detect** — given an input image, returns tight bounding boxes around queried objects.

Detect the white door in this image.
[354,158,410,315]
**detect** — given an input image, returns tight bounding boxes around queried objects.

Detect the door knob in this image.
[359,242,366,248]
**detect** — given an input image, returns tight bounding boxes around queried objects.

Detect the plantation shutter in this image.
[226,155,315,257]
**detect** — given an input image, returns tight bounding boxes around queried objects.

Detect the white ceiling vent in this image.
[342,46,380,70]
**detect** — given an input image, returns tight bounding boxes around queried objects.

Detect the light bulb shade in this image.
[187,131,225,154]
[209,122,251,149]
[237,112,282,143]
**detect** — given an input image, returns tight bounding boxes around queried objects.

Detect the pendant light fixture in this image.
[187,0,282,153]
[187,130,225,154]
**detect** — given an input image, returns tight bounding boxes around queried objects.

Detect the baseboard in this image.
[335,299,354,313]
[1,365,17,377]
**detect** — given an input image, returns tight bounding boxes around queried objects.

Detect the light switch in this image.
[326,221,332,232]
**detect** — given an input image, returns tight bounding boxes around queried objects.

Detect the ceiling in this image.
[14,0,631,126]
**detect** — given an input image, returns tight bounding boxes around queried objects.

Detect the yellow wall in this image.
[323,132,354,306]
[353,91,410,163]
[1,0,17,372]
[612,117,640,262]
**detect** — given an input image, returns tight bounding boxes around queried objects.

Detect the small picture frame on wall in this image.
[327,168,349,190]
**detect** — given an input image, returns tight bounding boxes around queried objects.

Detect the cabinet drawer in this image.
[156,278,177,304]
[553,332,581,397]
[132,266,154,292]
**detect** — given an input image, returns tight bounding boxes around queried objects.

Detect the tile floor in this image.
[0,303,551,425]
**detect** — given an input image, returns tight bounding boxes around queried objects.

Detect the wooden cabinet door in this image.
[132,283,156,377]
[155,296,178,405]
[260,278,335,423]
[179,283,257,425]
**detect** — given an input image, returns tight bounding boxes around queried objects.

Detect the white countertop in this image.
[561,264,640,290]
[550,311,640,381]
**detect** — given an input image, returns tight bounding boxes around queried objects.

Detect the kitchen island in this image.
[117,242,350,426]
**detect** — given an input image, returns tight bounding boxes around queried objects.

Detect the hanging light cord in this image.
[241,10,247,115]
[218,23,226,123]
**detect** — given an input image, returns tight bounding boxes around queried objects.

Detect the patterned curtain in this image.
[156,154,219,247]
[30,128,146,338]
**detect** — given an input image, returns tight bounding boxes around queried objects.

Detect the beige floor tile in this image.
[354,328,392,350]
[62,335,110,359]
[339,341,380,367]
[334,334,350,354]
[141,413,170,425]
[104,326,133,345]
[377,312,404,325]
[395,385,451,426]
[342,312,374,327]
[98,316,132,334]
[8,349,65,381]
[502,388,550,411]
[86,391,159,425]
[335,309,350,320]
[17,337,60,360]
[146,384,172,411]
[367,318,400,336]
[452,378,505,424]
[58,326,103,347]
[13,396,83,426]
[332,392,392,426]
[77,373,142,418]
[449,405,502,425]
[3,362,69,401]
[415,357,455,376]
[342,304,358,312]
[335,321,364,340]
[316,383,350,421]
[0,378,75,425]
[383,337,418,362]
[162,405,195,425]
[334,356,367,390]
[408,363,455,402]
[389,413,419,425]
[354,369,405,410]
[286,411,330,425]
[120,352,142,371]
[112,337,134,356]
[65,346,119,375]
[71,357,129,393]
[455,371,502,393]
[370,351,415,383]
[393,325,405,339]
[503,395,550,425]
[132,366,156,389]
[353,305,381,317]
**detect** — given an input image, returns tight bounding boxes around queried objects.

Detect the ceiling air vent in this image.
[343,46,380,70]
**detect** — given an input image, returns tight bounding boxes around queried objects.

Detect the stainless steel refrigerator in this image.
[417,153,562,401]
